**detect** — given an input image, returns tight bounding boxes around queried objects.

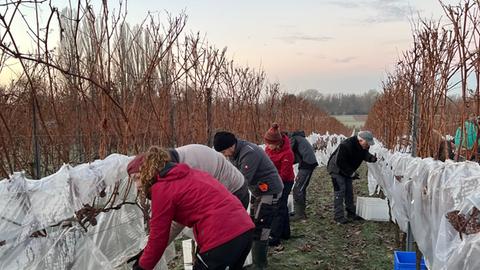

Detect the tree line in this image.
[298,89,378,115]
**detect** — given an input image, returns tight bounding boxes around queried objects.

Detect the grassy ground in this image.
[169,164,398,269]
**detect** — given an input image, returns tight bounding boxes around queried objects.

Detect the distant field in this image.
[333,115,367,129]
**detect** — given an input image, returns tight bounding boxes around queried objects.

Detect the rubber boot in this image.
[251,240,269,269]
[290,201,306,221]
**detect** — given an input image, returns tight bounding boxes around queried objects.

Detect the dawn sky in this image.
[0,0,458,94]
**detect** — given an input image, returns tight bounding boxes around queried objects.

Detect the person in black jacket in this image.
[214,131,283,270]
[288,131,319,221]
[327,131,377,224]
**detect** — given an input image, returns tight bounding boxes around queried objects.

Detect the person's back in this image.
[156,164,252,249]
[172,144,245,193]
[327,136,368,177]
[289,131,318,169]
[233,139,283,197]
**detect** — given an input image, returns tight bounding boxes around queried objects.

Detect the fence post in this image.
[408,83,421,270]
[31,91,41,179]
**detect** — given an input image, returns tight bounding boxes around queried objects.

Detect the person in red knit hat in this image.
[264,123,295,247]
[127,146,254,270]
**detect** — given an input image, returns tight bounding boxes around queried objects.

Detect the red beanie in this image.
[127,154,145,175]
[264,123,282,144]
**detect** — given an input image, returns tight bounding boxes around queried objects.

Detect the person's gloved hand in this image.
[132,259,145,270]
[368,154,378,163]
[351,172,360,180]
[128,250,144,270]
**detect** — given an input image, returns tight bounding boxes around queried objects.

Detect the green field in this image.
[333,115,368,129]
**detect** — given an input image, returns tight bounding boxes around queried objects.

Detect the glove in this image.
[128,250,144,270]
[351,172,360,180]
[368,154,378,163]
[127,250,143,264]
[132,260,145,270]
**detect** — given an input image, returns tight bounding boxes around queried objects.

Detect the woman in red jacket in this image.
[264,123,295,247]
[127,146,255,270]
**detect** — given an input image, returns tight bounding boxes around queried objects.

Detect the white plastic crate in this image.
[356,197,389,221]
[182,239,194,270]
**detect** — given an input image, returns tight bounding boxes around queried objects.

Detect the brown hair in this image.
[138,146,171,196]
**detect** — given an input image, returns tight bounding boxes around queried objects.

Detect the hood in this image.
[233,139,246,160]
[155,163,190,182]
[280,135,292,152]
[290,130,306,137]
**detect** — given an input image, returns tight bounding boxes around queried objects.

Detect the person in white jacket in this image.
[166,144,249,243]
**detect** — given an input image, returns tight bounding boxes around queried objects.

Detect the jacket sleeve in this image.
[239,150,261,186]
[363,151,377,163]
[280,152,294,181]
[139,187,175,270]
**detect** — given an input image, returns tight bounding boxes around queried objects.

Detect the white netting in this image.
[367,142,480,270]
[0,154,174,270]
[5,133,480,270]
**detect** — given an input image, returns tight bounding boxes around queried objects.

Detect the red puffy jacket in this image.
[265,134,295,182]
[139,163,255,270]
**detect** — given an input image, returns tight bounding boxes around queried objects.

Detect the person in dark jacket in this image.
[127,146,255,270]
[288,131,319,221]
[327,131,378,224]
[264,124,295,247]
[214,131,283,270]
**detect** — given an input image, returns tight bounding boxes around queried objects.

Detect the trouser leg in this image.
[250,194,280,269]
[269,182,293,244]
[332,174,347,220]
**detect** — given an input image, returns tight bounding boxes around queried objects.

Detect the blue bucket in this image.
[394,251,426,270]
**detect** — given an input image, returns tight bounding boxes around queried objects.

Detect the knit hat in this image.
[127,154,145,175]
[358,130,375,146]
[264,123,282,144]
[213,131,237,152]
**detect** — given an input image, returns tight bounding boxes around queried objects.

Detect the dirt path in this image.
[268,164,396,269]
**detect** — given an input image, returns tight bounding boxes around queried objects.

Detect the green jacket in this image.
[454,121,480,150]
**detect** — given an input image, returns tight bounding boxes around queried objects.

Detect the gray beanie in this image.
[358,131,375,146]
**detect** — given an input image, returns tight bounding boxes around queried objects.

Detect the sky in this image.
[0,0,460,94]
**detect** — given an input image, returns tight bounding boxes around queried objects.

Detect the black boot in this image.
[347,213,364,221]
[251,240,268,269]
[334,216,350,224]
[291,201,306,221]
